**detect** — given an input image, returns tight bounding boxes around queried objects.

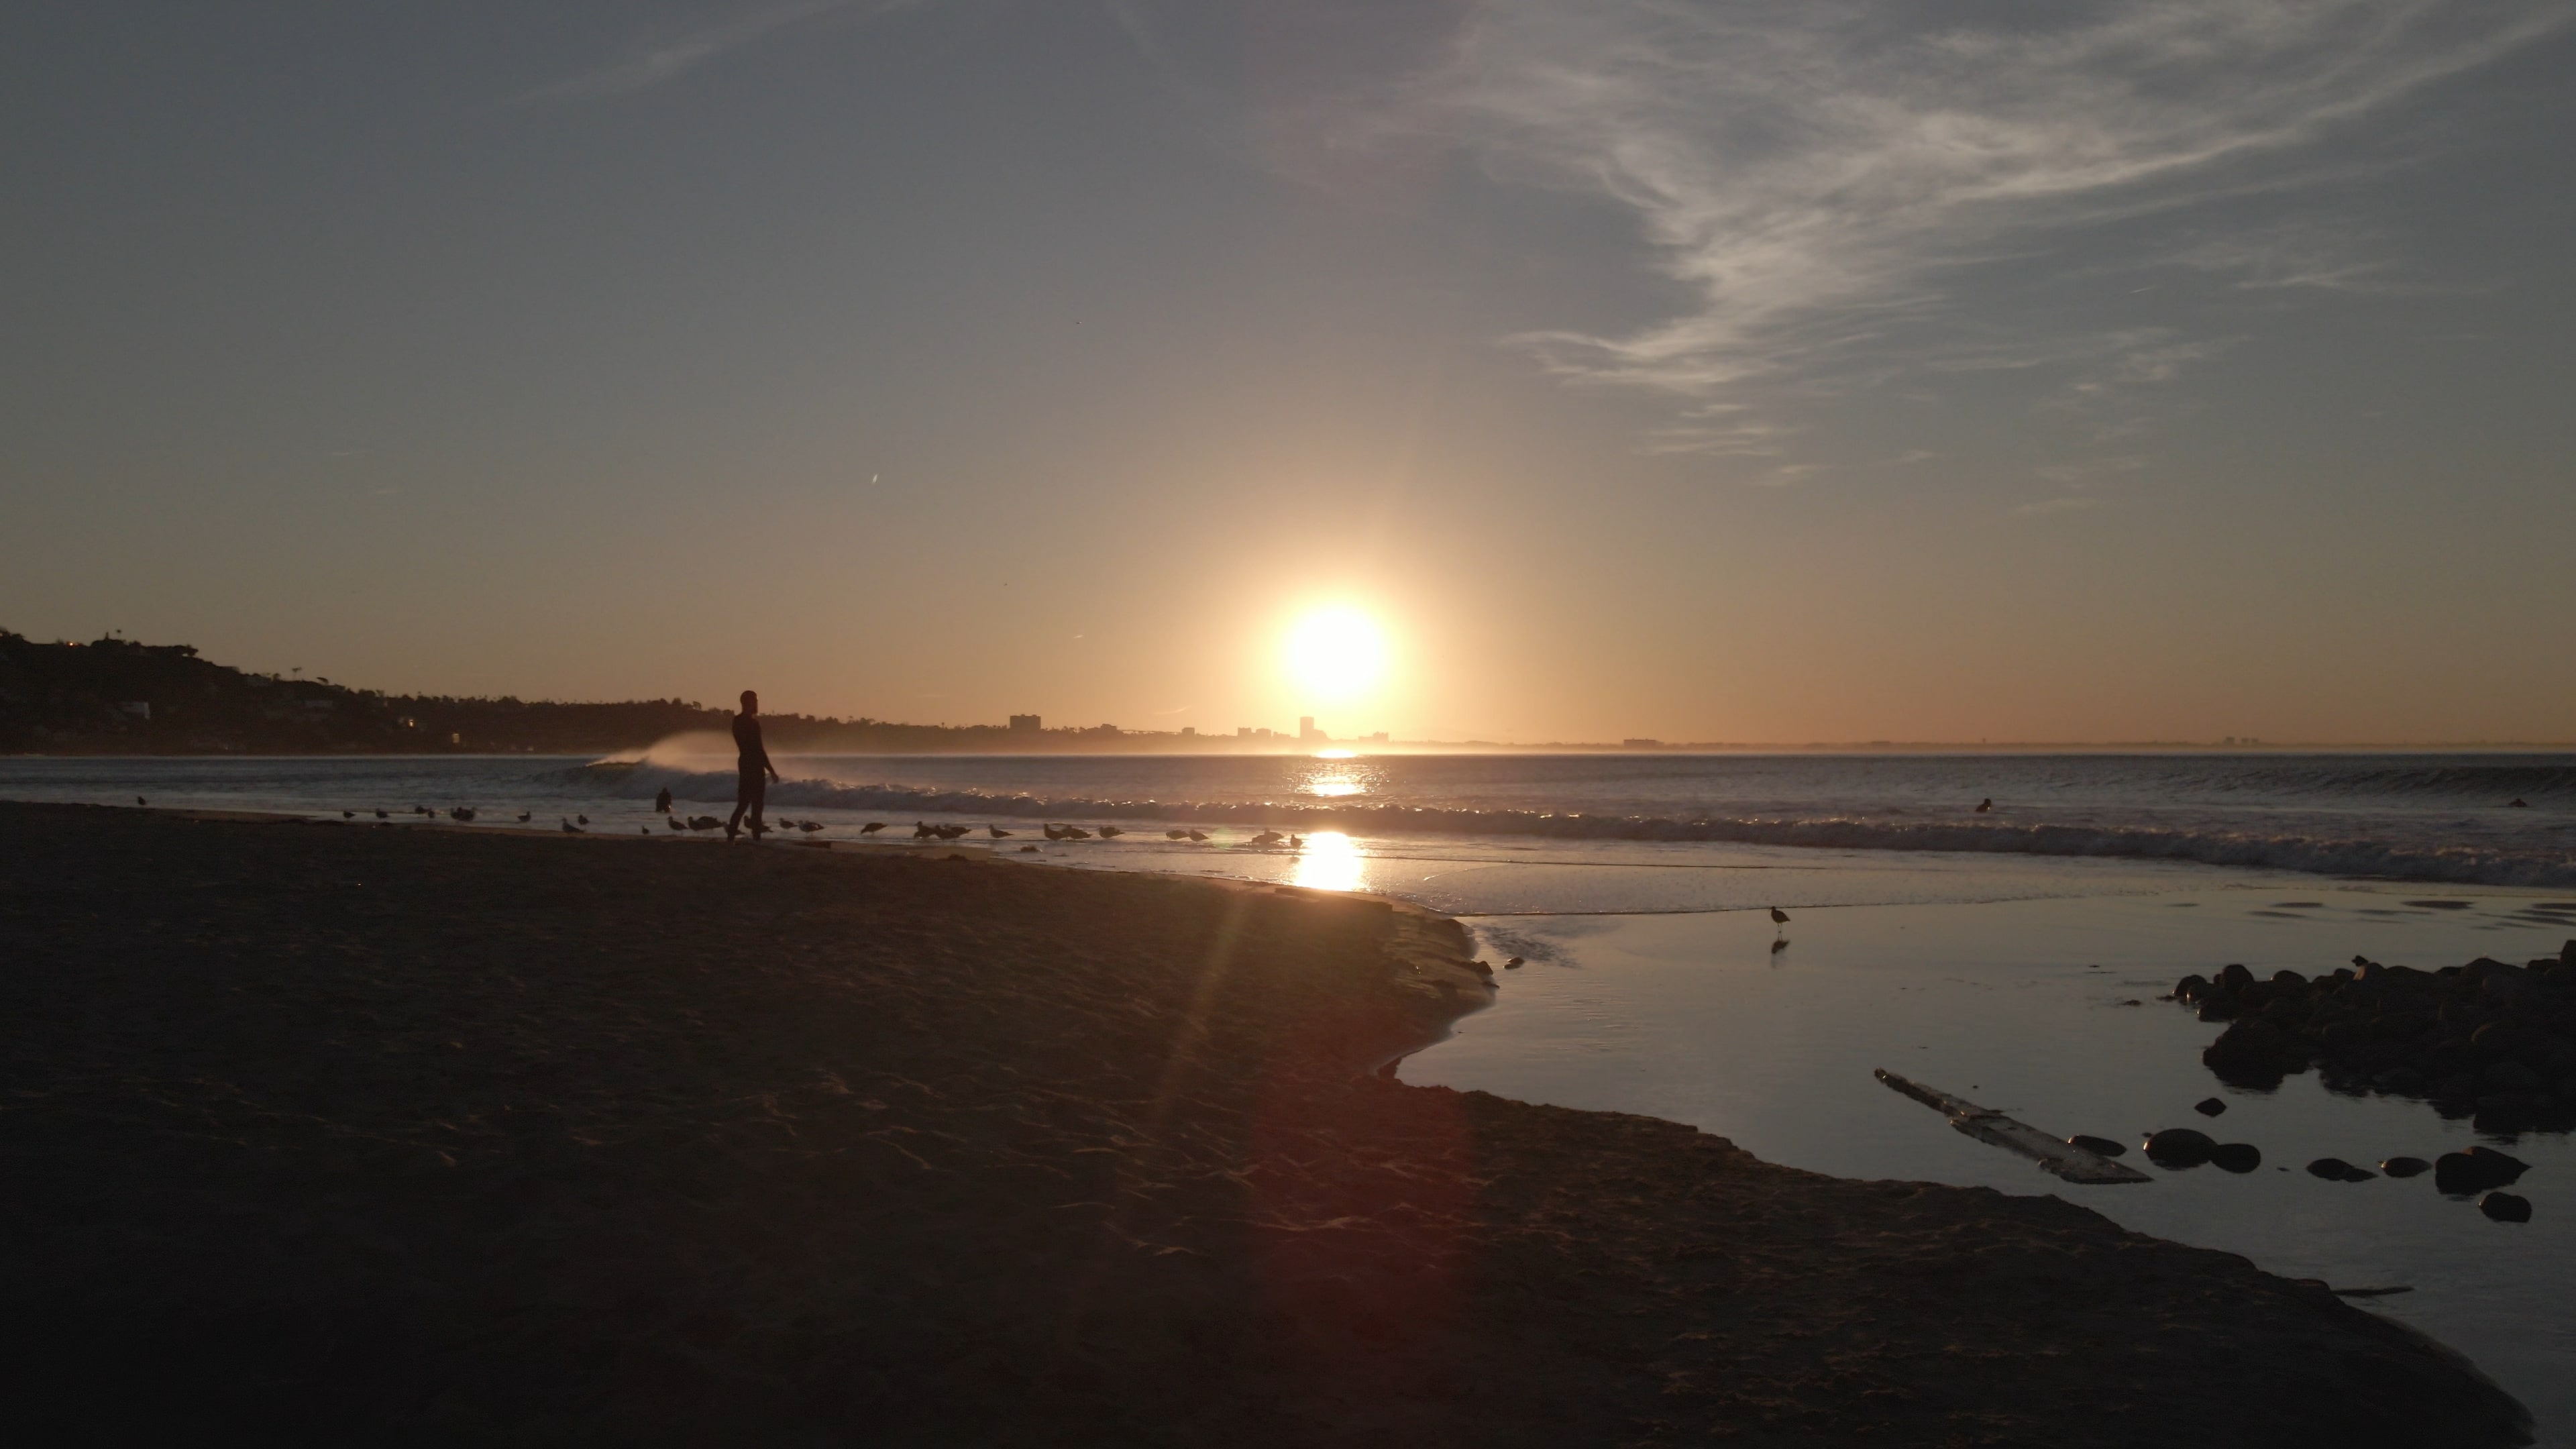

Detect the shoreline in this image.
[4,801,2535,1444]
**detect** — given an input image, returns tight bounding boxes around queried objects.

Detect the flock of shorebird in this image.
[333,803,1305,849]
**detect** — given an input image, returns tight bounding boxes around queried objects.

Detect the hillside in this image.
[0,632,1212,756]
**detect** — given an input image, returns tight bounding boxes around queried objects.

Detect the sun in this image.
[1282,606,1388,702]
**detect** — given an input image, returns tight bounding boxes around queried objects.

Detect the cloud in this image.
[513,0,883,106]
[1399,1,2568,449]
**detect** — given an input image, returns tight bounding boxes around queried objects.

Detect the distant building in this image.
[1299,716,1319,741]
[1009,714,1041,733]
[1254,728,1273,739]
[1179,726,1195,737]
[1237,727,1252,737]
[1623,738,1663,749]
[1368,731,1388,743]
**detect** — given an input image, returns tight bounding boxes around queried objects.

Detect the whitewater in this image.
[9,750,2568,891]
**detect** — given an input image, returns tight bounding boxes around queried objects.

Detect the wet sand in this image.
[0,802,2533,1445]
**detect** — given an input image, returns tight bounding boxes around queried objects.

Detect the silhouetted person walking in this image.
[655,786,673,814]
[727,690,780,841]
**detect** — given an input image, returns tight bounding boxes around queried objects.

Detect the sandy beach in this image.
[2,800,2534,1445]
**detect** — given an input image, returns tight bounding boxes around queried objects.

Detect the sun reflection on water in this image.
[1291,831,1365,892]
[1297,755,1381,800]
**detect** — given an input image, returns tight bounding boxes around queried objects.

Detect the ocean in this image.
[3,749,2569,893]
[9,749,2576,1438]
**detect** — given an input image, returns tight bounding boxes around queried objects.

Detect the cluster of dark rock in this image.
[2172,940,2576,1135]
[2106,1130,2535,1221]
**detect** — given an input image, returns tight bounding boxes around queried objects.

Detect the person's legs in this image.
[727,770,755,839]
[745,773,767,839]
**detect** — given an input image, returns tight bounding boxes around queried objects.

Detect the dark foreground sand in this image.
[1,802,2531,1446]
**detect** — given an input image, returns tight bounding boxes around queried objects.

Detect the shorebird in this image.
[1043,824,1069,840]
[667,816,686,831]
[1187,829,1208,842]
[1098,826,1123,839]
[799,820,824,833]
[937,824,971,840]
[640,826,651,835]
[561,818,584,834]
[1065,826,1093,841]
[342,810,354,818]
[860,822,885,835]
[1288,834,1303,849]
[687,816,720,831]
[518,811,532,822]
[1248,830,1284,847]
[989,825,1013,839]
[1975,798,1992,813]
[136,796,147,806]
[449,807,476,822]
[374,809,389,819]
[1166,828,1190,840]
[914,822,938,839]
[1770,907,1790,926]
[2510,798,2531,808]
[576,814,589,826]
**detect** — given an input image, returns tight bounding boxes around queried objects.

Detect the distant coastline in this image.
[9,633,2569,757]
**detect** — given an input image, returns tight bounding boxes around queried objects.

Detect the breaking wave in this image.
[555,762,2576,888]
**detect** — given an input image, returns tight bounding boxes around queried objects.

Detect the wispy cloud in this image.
[513,0,882,107]
[1393,1,2568,453]
[2012,496,2109,517]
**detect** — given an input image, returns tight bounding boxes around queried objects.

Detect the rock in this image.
[2486,1060,2542,1093]
[2374,1067,2427,1094]
[2174,973,2210,1003]
[2433,1147,2530,1195]
[2270,969,2310,991]
[2306,1158,2375,1182]
[2066,1134,2127,1158]
[1503,957,1525,969]
[2193,1097,2227,1117]
[2480,1192,2533,1223]
[2144,1128,2217,1169]
[2208,1142,2263,1174]
[2216,963,2255,994]
[2381,1157,2432,1178]
[2203,1019,2306,1089]
[2469,1020,2538,1057]
[2196,994,2241,1022]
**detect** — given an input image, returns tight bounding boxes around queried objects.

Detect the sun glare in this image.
[1283,607,1388,702]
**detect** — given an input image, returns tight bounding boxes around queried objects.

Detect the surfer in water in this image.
[726,690,782,842]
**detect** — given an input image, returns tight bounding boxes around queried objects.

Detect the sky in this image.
[4,1,2573,745]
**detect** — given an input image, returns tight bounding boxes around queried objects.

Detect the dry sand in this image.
[0,801,2532,1445]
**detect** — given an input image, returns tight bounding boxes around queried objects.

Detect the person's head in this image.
[740,689,758,716]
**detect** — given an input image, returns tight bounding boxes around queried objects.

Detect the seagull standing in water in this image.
[1975,798,1993,813]
[1770,907,1790,935]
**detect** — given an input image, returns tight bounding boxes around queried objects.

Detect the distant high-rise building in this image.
[1179,725,1195,737]
[1298,715,1318,741]
[1009,714,1040,733]
[1368,731,1388,743]
[1236,726,1252,737]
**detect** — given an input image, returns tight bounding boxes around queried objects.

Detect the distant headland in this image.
[5,633,2565,756]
